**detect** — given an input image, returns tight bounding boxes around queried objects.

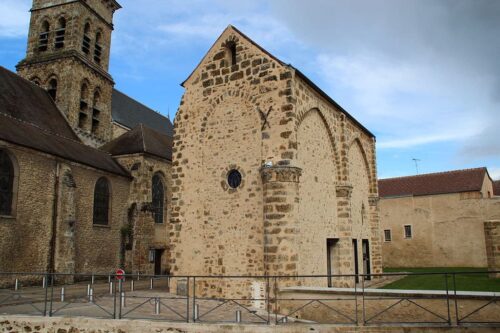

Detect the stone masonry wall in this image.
[170,27,294,282]
[483,220,500,278]
[1,315,498,333]
[0,141,130,280]
[170,26,381,294]
[27,0,114,71]
[296,110,338,278]
[18,58,113,146]
[115,154,172,275]
[71,161,129,274]
[293,74,381,280]
[17,0,116,146]
[0,143,55,274]
[380,194,500,268]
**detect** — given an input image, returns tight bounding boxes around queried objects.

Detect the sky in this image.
[1,0,499,180]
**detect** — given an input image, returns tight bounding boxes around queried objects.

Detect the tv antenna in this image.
[412,158,421,175]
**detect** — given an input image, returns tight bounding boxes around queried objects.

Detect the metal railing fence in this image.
[0,271,498,326]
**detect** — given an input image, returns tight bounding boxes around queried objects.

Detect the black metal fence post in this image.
[192,277,196,322]
[361,274,366,325]
[266,276,270,325]
[354,274,358,325]
[43,273,49,316]
[49,273,54,317]
[453,273,459,325]
[118,278,123,319]
[113,274,117,319]
[186,276,190,323]
[444,273,451,325]
[274,276,279,325]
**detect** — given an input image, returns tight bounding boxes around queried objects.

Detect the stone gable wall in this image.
[170,28,293,281]
[170,27,381,292]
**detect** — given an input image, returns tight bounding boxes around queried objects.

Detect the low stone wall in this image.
[0,316,498,333]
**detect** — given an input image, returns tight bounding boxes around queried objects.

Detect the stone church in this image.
[0,0,382,286]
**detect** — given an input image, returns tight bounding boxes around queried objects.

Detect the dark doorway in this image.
[154,249,164,276]
[352,239,359,283]
[326,238,339,287]
[362,239,371,280]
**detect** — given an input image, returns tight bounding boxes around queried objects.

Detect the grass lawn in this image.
[380,267,500,292]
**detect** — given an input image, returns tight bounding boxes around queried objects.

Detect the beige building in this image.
[1,0,382,289]
[169,26,382,291]
[379,168,500,269]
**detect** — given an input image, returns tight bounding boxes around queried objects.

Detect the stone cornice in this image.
[336,184,353,198]
[17,50,114,84]
[368,195,379,206]
[31,0,117,29]
[260,166,302,183]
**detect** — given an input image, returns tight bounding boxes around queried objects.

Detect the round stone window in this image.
[227,169,242,189]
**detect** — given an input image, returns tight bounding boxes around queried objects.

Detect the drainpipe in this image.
[48,162,61,273]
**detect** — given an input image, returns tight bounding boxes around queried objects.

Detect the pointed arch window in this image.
[152,174,165,224]
[0,150,14,216]
[94,32,102,64]
[38,21,50,52]
[54,17,66,49]
[93,177,110,225]
[79,82,89,128]
[47,78,57,101]
[91,90,101,133]
[82,22,91,54]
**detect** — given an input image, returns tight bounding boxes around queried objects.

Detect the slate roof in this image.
[0,66,130,177]
[0,66,79,141]
[101,124,172,160]
[378,168,488,198]
[182,25,374,138]
[112,89,173,137]
[494,180,500,196]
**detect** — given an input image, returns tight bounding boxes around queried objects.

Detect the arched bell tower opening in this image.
[16,0,122,147]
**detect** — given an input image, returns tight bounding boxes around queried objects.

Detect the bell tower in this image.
[17,0,121,147]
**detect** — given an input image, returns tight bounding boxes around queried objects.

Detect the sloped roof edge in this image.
[180,25,374,138]
[379,167,488,198]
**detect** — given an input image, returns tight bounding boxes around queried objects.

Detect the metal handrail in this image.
[0,271,497,326]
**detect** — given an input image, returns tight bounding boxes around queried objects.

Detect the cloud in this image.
[460,119,500,159]
[116,1,296,47]
[378,133,464,150]
[268,0,500,155]
[0,0,30,38]
[315,53,486,149]
[489,167,500,181]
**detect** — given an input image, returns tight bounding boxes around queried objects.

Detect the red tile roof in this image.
[378,168,488,198]
[494,180,500,196]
